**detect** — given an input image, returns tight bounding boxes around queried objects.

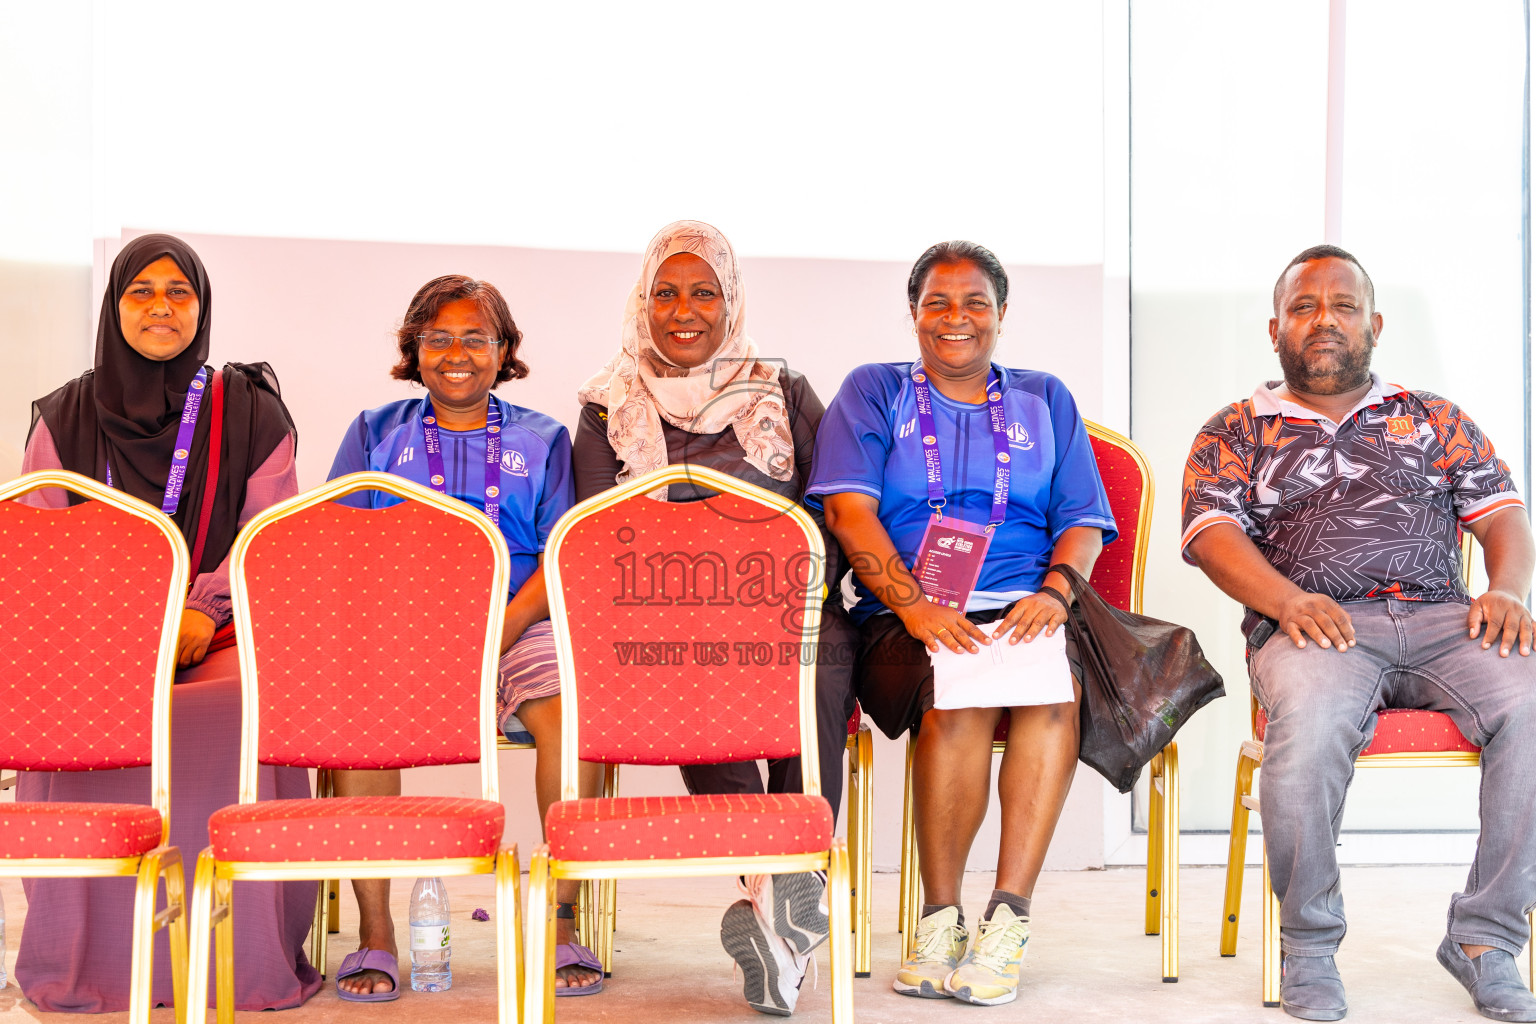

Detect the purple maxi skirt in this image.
[14,647,322,1012]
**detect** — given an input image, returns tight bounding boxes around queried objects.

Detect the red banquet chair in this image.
[1222,536,1536,1006]
[576,708,871,981]
[0,470,192,1024]
[526,464,854,1022]
[894,420,1181,981]
[182,472,522,1024]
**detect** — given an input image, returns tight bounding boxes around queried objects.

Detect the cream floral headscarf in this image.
[578,220,794,496]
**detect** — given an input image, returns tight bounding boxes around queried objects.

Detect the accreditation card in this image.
[912,513,993,611]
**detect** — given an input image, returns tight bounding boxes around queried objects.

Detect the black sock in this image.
[921,903,963,927]
[984,889,1030,921]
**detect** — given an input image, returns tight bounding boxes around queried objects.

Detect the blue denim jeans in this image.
[1249,596,1536,957]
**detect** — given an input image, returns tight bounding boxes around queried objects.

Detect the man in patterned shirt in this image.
[1183,245,1536,1022]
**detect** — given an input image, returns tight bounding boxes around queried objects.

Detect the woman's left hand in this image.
[997,591,1068,645]
[177,608,216,668]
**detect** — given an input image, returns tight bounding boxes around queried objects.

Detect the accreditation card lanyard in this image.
[909,364,1012,610]
[104,365,210,517]
[422,399,503,527]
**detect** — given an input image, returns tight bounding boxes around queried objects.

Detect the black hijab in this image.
[30,233,295,575]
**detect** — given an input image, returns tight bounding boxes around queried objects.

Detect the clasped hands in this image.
[1276,589,1533,658]
[896,591,1067,655]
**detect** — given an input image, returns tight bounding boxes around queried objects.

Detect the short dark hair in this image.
[1273,244,1375,315]
[907,240,1010,307]
[390,275,528,385]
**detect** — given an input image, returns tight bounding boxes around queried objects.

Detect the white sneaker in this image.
[893,906,968,998]
[722,898,811,1016]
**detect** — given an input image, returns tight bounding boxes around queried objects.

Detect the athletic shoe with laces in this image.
[945,903,1030,1005]
[893,906,968,998]
[721,898,812,1016]
[742,872,830,956]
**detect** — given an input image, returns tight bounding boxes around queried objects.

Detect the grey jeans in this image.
[1249,596,1536,957]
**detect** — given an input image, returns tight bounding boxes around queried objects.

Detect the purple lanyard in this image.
[910,363,1011,530]
[104,366,209,516]
[422,399,502,527]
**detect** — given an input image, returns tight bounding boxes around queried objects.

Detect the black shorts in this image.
[853,604,1083,740]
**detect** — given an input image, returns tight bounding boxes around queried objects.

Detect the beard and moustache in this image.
[1277,323,1375,395]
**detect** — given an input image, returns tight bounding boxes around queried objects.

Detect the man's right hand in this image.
[1277,590,1356,651]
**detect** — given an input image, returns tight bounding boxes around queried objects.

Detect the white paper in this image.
[930,618,1074,710]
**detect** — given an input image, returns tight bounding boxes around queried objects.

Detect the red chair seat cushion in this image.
[209,796,504,862]
[1254,707,1480,755]
[0,802,162,859]
[847,705,861,738]
[546,793,833,861]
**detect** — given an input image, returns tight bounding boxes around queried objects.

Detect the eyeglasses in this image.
[416,332,503,353]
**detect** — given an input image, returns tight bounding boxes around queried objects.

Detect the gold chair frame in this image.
[1221,533,1535,1005]
[893,420,1181,982]
[527,464,854,1023]
[0,470,192,1024]
[184,472,523,1024]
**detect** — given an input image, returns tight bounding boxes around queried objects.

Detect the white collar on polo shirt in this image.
[1249,373,1410,430]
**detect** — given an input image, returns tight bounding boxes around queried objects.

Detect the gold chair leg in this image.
[1262,844,1280,1007]
[827,839,856,1023]
[852,723,873,977]
[1222,748,1259,957]
[899,735,921,959]
[897,733,912,936]
[214,874,235,1024]
[1161,742,1180,983]
[128,849,174,1024]
[597,762,619,975]
[1146,751,1164,937]
[163,851,190,1024]
[326,878,340,933]
[308,878,328,978]
[523,845,557,1024]
[495,845,522,1024]
[183,848,218,1024]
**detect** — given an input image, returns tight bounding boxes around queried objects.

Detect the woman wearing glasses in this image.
[325,275,601,999]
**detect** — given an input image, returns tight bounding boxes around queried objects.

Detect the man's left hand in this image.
[1468,590,1534,657]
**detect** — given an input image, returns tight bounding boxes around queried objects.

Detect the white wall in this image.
[3,0,1128,876]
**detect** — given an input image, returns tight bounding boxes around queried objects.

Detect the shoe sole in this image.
[722,900,793,1016]
[1278,1000,1347,1022]
[892,977,952,999]
[948,983,1018,1006]
[769,872,829,956]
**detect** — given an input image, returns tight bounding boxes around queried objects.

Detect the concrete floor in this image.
[0,865,1516,1023]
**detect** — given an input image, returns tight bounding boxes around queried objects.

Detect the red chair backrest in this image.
[1087,423,1154,614]
[552,486,820,767]
[237,497,498,771]
[0,492,180,772]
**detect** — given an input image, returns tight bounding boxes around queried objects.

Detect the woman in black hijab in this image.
[15,234,322,1012]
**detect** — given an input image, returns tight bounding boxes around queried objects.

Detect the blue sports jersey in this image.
[328,396,574,598]
[805,362,1117,624]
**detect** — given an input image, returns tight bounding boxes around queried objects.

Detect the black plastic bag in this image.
[1043,563,1225,793]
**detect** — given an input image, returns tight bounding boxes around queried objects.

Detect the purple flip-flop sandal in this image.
[335,948,401,1002]
[554,943,604,996]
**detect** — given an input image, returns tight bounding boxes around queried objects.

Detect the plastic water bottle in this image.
[408,878,451,991]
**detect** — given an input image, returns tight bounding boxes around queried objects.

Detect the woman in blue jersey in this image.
[325,275,601,999]
[806,241,1116,1007]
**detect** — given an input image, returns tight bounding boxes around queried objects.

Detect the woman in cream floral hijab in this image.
[570,219,858,1017]
[578,219,795,492]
